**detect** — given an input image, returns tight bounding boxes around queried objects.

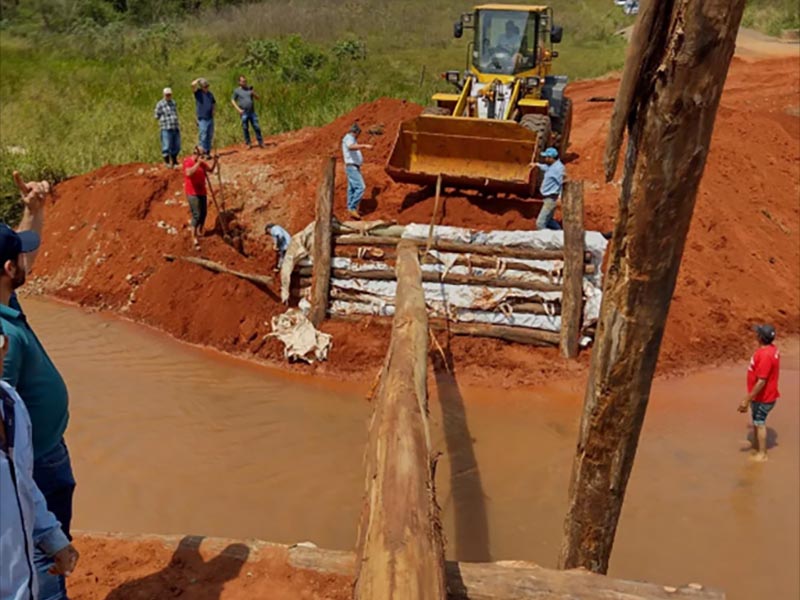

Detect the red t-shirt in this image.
[183,157,208,196]
[747,344,780,403]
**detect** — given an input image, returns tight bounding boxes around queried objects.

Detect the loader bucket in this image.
[386,115,539,196]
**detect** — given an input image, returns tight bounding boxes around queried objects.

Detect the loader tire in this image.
[554,97,573,156]
[421,106,451,116]
[521,114,552,196]
[520,114,552,156]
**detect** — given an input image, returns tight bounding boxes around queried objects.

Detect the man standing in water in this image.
[738,324,781,462]
[1,172,76,600]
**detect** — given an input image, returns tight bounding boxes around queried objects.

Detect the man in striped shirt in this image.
[154,87,181,168]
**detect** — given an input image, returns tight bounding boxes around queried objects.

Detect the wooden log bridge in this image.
[353,239,446,599]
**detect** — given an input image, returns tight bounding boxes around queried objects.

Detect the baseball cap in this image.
[753,324,776,343]
[541,147,559,159]
[163,87,173,95]
[0,224,40,264]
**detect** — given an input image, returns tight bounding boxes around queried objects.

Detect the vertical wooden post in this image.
[559,0,746,574]
[309,157,335,327]
[424,174,443,260]
[559,180,584,359]
[353,240,446,600]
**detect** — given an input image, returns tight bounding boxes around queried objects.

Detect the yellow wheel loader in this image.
[386,4,572,197]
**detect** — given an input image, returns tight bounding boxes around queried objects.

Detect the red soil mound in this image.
[30,57,800,387]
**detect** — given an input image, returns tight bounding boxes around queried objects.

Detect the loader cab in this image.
[461,5,559,78]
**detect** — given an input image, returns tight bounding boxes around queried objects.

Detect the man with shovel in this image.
[183,145,218,250]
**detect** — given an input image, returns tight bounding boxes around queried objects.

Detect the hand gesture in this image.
[737,398,749,413]
[13,171,50,213]
[49,544,79,576]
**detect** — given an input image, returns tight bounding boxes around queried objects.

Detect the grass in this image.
[10,0,769,222]
[742,0,800,36]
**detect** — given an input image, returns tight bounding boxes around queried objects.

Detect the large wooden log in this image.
[327,268,563,292]
[309,157,336,327]
[330,313,560,347]
[559,180,585,359]
[163,255,277,299]
[353,239,446,599]
[335,235,566,261]
[559,0,746,574]
[71,532,725,600]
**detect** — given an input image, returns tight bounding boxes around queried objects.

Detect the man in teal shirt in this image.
[1,172,74,600]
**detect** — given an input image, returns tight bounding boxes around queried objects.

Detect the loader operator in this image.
[497,20,522,53]
[531,147,565,230]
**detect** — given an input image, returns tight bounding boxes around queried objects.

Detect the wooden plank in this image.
[559,0,746,574]
[559,180,585,359]
[353,239,446,600]
[309,157,336,327]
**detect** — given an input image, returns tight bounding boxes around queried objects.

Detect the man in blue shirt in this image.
[531,147,565,230]
[265,223,291,271]
[2,173,75,600]
[191,77,216,157]
[341,123,373,220]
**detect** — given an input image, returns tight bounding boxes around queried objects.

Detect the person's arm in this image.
[155,101,162,120]
[32,478,75,573]
[13,172,46,271]
[252,88,260,101]
[231,97,243,115]
[185,158,206,177]
[739,379,767,412]
[191,79,200,91]
[3,331,24,388]
[211,94,216,117]
[348,142,373,150]
[529,162,547,172]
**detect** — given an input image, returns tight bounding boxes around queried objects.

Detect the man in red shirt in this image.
[183,145,218,249]
[738,324,780,462]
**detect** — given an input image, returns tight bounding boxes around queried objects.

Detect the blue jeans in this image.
[160,128,181,159]
[33,439,76,600]
[241,111,263,146]
[536,197,562,230]
[346,165,365,212]
[198,118,214,154]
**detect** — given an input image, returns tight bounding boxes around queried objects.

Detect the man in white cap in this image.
[154,87,181,168]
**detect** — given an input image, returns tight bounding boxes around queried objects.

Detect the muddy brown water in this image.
[22,297,799,600]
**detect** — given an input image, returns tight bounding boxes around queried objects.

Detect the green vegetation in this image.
[1,0,792,222]
[742,0,800,36]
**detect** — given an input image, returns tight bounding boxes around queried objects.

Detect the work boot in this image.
[163,155,171,167]
[170,155,179,167]
[348,209,361,221]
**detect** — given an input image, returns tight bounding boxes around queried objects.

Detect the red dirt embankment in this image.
[31,57,799,387]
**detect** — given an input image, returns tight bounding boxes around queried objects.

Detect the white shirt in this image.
[0,381,69,600]
[342,133,363,166]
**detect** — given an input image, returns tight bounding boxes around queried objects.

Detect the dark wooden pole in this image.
[559,0,746,573]
[353,239,446,600]
[309,157,336,327]
[559,180,584,359]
